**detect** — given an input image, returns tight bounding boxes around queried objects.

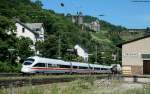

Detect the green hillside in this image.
[0,0,136,72]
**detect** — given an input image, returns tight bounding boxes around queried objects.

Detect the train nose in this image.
[21,66,30,73]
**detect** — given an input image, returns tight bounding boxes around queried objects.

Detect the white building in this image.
[118,35,150,75]
[74,44,88,62]
[14,20,45,54]
[15,20,44,43]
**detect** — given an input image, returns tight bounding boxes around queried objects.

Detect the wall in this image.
[36,27,44,41]
[122,37,150,74]
[15,23,36,44]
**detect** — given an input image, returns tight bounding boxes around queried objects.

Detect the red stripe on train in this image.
[31,68,90,71]
[31,67,70,70]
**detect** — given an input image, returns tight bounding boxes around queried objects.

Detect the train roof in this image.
[70,61,89,67]
[90,64,103,68]
[90,64,111,68]
[28,56,70,65]
[102,65,112,68]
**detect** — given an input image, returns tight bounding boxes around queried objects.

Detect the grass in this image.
[120,32,144,42]
[116,84,150,94]
[0,77,149,94]
[0,77,96,94]
[90,32,112,43]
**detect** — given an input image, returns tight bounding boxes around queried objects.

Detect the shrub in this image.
[0,61,21,73]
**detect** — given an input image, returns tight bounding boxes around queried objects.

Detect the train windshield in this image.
[23,58,35,65]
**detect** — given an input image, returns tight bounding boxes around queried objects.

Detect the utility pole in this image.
[95,45,98,64]
[8,48,15,63]
[58,35,61,59]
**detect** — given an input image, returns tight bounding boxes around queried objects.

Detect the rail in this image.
[0,73,22,77]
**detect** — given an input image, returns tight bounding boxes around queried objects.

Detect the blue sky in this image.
[35,0,150,29]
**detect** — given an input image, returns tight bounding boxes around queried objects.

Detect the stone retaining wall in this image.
[131,65,143,75]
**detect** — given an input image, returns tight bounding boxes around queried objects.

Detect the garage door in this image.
[143,60,150,74]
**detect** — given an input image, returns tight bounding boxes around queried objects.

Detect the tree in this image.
[0,16,16,35]
[0,40,9,61]
[36,35,58,58]
[0,16,16,61]
[34,0,43,8]
[16,37,34,58]
[144,27,150,36]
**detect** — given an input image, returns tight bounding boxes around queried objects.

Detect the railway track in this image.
[0,74,150,88]
[0,74,111,88]
[0,77,76,88]
[0,73,22,77]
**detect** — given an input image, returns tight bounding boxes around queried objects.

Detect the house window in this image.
[142,54,150,59]
[22,28,25,33]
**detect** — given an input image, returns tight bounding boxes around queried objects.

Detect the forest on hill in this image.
[0,0,142,72]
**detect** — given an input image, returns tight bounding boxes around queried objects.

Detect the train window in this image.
[50,64,57,68]
[24,62,32,65]
[89,67,93,69]
[34,63,46,67]
[94,67,100,70]
[48,64,52,68]
[58,65,71,68]
[101,68,108,70]
[24,58,34,65]
[48,64,58,68]
[79,66,88,69]
[73,66,78,69]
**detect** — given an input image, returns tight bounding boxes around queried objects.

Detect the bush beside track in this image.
[0,61,21,73]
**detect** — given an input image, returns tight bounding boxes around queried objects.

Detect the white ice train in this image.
[21,56,112,74]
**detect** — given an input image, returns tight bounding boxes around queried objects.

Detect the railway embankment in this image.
[0,74,150,88]
[0,75,109,88]
[1,76,149,94]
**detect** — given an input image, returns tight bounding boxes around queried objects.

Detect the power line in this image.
[131,0,150,2]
